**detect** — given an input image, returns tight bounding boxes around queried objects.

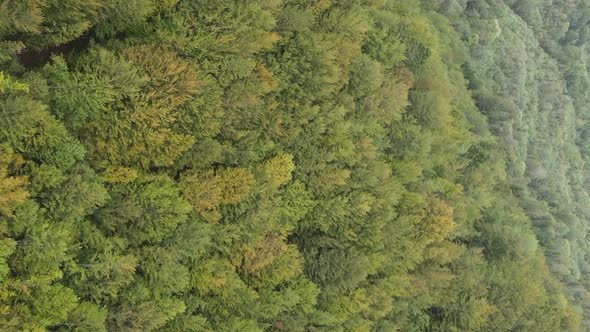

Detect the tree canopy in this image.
[0,0,587,331]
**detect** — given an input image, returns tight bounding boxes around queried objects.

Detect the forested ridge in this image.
[0,0,588,331]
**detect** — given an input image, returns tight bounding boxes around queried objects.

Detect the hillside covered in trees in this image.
[0,0,589,331]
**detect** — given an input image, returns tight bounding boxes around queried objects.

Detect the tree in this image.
[0,143,29,217]
[95,175,191,245]
[180,167,255,222]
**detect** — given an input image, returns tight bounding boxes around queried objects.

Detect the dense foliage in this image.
[0,0,587,331]
[434,0,590,328]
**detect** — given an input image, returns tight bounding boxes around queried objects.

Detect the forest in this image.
[0,0,589,331]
